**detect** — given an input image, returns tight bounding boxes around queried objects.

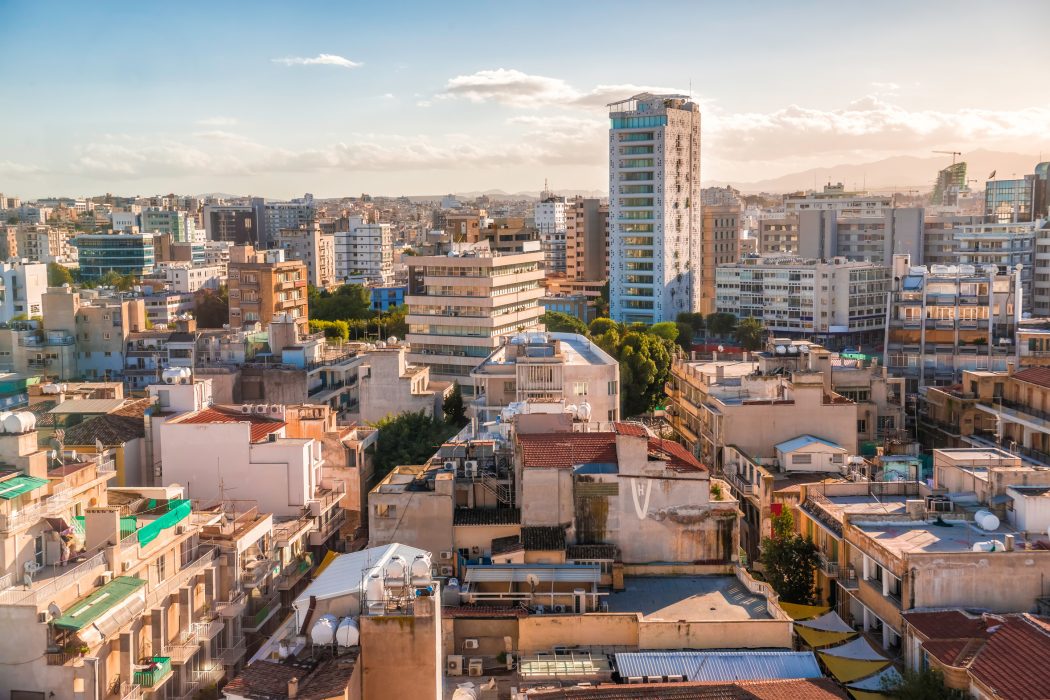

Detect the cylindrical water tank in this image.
[577,402,592,421]
[335,616,360,647]
[410,553,432,583]
[310,614,338,645]
[3,412,33,434]
[975,510,1000,531]
[0,412,11,432]
[365,572,385,605]
[972,541,995,553]
[452,684,478,700]
[384,556,407,584]
[442,579,462,607]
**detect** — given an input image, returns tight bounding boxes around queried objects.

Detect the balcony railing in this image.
[145,547,217,609]
[818,553,840,578]
[309,508,346,547]
[133,656,172,688]
[218,638,247,665]
[308,482,345,516]
[240,559,277,588]
[0,550,107,606]
[983,397,1050,427]
[728,472,754,497]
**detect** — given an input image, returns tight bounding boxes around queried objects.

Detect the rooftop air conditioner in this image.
[553,604,566,613]
[468,658,484,677]
[439,565,453,577]
[465,460,478,478]
[447,655,464,676]
[464,639,479,650]
[240,405,252,415]
[440,551,454,560]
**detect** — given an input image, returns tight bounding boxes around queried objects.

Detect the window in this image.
[375,504,396,518]
[573,382,588,396]
[157,554,167,582]
[608,381,618,396]
[792,453,812,465]
[857,419,867,434]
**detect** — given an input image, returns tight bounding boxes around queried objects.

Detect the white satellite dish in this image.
[717,345,725,353]
[47,602,62,620]
[526,573,541,590]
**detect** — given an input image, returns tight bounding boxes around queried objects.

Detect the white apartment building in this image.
[203,240,232,275]
[784,183,892,216]
[535,195,568,275]
[17,224,76,264]
[608,93,702,323]
[142,292,196,326]
[0,260,46,322]
[799,207,925,266]
[715,256,889,349]
[161,262,224,293]
[334,216,393,284]
[275,224,336,289]
[948,219,1040,314]
[405,246,544,394]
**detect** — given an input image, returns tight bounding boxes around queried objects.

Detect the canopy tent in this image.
[796,625,857,649]
[818,653,890,684]
[796,610,854,632]
[821,636,890,662]
[779,602,830,621]
[847,665,902,692]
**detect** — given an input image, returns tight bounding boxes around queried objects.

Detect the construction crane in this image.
[933,150,962,165]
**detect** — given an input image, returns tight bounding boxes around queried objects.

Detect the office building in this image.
[884,254,1021,391]
[985,164,1049,223]
[535,194,568,275]
[715,257,888,349]
[0,260,46,322]
[227,246,309,333]
[405,247,544,393]
[469,331,619,424]
[203,204,257,245]
[73,232,157,279]
[700,203,741,314]
[798,207,924,265]
[274,223,336,289]
[608,93,701,323]
[541,293,595,323]
[334,215,393,284]
[922,214,983,266]
[369,284,406,311]
[140,208,201,244]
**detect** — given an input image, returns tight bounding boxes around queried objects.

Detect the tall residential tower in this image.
[608,93,701,323]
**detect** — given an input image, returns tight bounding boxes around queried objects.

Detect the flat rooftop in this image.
[477,332,615,369]
[852,519,1019,557]
[817,495,912,522]
[605,576,772,621]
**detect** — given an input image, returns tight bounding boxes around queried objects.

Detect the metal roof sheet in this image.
[53,576,146,631]
[0,474,49,499]
[48,398,126,415]
[775,435,845,453]
[292,543,430,608]
[614,651,822,682]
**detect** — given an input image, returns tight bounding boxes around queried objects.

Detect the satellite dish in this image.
[48,602,62,619]
[717,345,725,353]
[526,573,541,590]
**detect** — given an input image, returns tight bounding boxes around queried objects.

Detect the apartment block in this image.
[405,247,544,393]
[17,224,76,264]
[160,262,224,293]
[798,207,924,266]
[565,196,608,285]
[784,184,892,216]
[227,246,309,333]
[699,204,741,314]
[535,194,568,275]
[354,342,450,423]
[0,260,46,322]
[608,93,702,323]
[334,215,393,284]
[715,256,888,349]
[922,213,983,266]
[275,223,336,289]
[756,215,799,255]
[203,204,258,245]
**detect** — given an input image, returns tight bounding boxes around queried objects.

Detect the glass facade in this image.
[985,176,1035,223]
[610,116,667,129]
[73,235,156,279]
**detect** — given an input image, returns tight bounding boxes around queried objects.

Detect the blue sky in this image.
[2,0,1049,198]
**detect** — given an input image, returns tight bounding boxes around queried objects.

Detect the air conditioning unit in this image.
[255,404,269,414]
[443,461,457,472]
[553,604,566,613]
[468,658,484,677]
[464,460,479,478]
[440,551,454,560]
[175,525,186,535]
[505,653,516,671]
[97,572,113,586]
[464,638,479,650]
[534,605,545,615]
[439,565,453,577]
[447,655,464,676]
[122,560,133,572]
[240,405,252,415]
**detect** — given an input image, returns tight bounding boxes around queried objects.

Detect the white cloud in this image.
[272,54,362,68]
[0,160,44,175]
[870,81,901,93]
[196,116,238,127]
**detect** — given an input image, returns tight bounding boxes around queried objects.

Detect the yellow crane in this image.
[933,150,962,165]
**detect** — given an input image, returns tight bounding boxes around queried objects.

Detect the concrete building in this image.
[699,204,741,314]
[784,184,892,216]
[565,197,608,286]
[72,232,157,279]
[256,197,315,249]
[405,247,544,394]
[275,223,336,289]
[334,215,393,284]
[756,215,799,255]
[798,207,924,265]
[922,213,983,266]
[203,204,258,245]
[951,220,1038,308]
[535,194,568,275]
[985,164,1049,223]
[354,343,450,424]
[0,260,46,322]
[540,293,595,323]
[227,246,309,334]
[17,224,76,264]
[140,208,201,244]
[715,256,889,350]
[369,284,406,311]
[884,254,1022,391]
[160,261,224,293]
[608,93,701,323]
[470,331,619,424]
[142,291,195,326]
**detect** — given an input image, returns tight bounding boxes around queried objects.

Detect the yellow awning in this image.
[796,625,857,648]
[849,691,890,700]
[819,653,890,683]
[780,601,831,621]
[313,549,338,577]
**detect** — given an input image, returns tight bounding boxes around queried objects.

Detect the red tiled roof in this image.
[518,432,617,469]
[525,678,847,699]
[171,406,286,442]
[614,421,649,437]
[1013,366,1050,389]
[969,614,1050,700]
[903,610,990,641]
[922,639,982,667]
[647,437,706,472]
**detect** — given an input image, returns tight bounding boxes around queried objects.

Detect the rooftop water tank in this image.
[335,616,360,647]
[3,412,35,435]
[310,614,338,646]
[577,402,592,421]
[975,510,1000,531]
[452,684,478,700]
[365,572,385,605]
[384,556,407,585]
[410,553,433,585]
[972,540,1006,553]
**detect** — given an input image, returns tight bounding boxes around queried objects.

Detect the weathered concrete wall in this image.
[453,524,521,558]
[521,469,574,527]
[911,551,1050,612]
[517,613,639,653]
[449,617,519,657]
[638,619,792,650]
[239,367,308,404]
[359,608,439,700]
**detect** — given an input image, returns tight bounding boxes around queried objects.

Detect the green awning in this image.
[53,576,146,631]
[73,515,137,539]
[0,474,49,499]
[137,499,191,546]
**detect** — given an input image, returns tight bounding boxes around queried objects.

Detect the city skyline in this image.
[2,0,1050,198]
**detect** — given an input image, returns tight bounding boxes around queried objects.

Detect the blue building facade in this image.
[370,285,407,311]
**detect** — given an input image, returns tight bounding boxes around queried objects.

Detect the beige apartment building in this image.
[274,223,336,289]
[405,246,544,394]
[757,215,798,255]
[699,204,740,314]
[354,342,451,424]
[565,197,608,287]
[470,331,620,425]
[227,245,309,334]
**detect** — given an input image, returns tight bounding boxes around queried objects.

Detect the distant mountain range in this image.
[708,150,1046,194]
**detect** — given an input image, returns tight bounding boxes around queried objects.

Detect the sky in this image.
[2,0,1050,199]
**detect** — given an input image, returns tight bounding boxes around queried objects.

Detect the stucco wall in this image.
[517,613,639,653]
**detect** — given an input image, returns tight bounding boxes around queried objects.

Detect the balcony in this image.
[192,619,224,641]
[240,559,277,589]
[218,638,247,666]
[818,552,840,578]
[309,508,346,547]
[166,636,201,665]
[728,472,754,497]
[307,482,345,516]
[145,547,218,609]
[216,593,247,618]
[276,556,312,591]
[980,397,1050,430]
[133,656,173,689]
[244,592,281,632]
[0,550,107,606]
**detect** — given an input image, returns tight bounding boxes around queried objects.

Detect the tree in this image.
[97,270,137,291]
[195,286,229,328]
[676,312,705,335]
[594,281,610,319]
[674,322,694,351]
[588,317,620,337]
[759,510,819,604]
[371,410,459,479]
[734,317,766,351]
[882,668,960,699]
[593,325,675,417]
[648,321,679,343]
[443,382,466,427]
[541,310,587,335]
[309,284,373,322]
[705,312,737,338]
[309,319,350,342]
[48,263,75,287]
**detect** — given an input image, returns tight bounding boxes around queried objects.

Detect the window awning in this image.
[53,576,147,643]
[0,474,48,499]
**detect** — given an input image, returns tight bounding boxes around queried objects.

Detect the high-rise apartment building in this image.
[140,208,201,244]
[275,223,336,289]
[565,197,608,284]
[253,196,315,248]
[405,247,544,393]
[334,215,392,284]
[227,246,309,333]
[699,204,741,314]
[608,93,701,323]
[535,194,568,275]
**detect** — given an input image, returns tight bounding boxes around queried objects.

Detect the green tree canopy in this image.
[309,283,373,321]
[675,312,705,334]
[705,312,737,338]
[588,317,620,337]
[443,382,466,427]
[371,410,460,479]
[309,319,350,342]
[734,317,766,351]
[648,321,679,343]
[541,310,588,335]
[195,286,229,329]
[882,668,960,699]
[48,262,75,287]
[594,325,675,417]
[759,510,819,604]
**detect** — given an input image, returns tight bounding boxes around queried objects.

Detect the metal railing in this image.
[218,637,247,665]
[728,472,754,497]
[0,551,107,606]
[145,547,217,609]
[818,553,840,578]
[309,508,346,546]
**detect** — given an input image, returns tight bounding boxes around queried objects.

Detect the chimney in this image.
[715,365,725,383]
[288,677,299,699]
[1005,534,1016,551]
[1007,361,1015,377]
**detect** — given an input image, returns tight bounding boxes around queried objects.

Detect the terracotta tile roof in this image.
[111,398,151,418]
[903,610,990,641]
[443,605,528,619]
[521,525,566,551]
[491,535,523,555]
[453,507,520,526]
[524,678,848,699]
[28,400,58,427]
[1013,366,1050,389]
[518,432,618,469]
[647,437,706,472]
[614,421,649,437]
[567,544,619,560]
[224,656,358,700]
[969,614,1050,699]
[63,413,145,447]
[171,406,285,442]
